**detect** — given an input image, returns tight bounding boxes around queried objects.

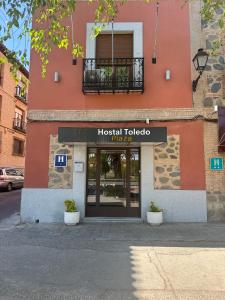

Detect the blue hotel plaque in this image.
[210,157,224,170]
[54,154,67,167]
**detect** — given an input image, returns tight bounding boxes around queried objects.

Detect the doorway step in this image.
[83,217,142,223]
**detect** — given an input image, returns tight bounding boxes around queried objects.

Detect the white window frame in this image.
[86,22,143,59]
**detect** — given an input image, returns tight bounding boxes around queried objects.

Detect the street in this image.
[1,222,225,299]
[0,189,21,222]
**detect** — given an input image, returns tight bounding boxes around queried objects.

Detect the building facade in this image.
[21,0,225,223]
[0,44,29,169]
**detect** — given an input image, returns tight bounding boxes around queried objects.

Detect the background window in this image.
[0,64,4,86]
[13,138,24,156]
[14,107,24,127]
[0,131,2,153]
[0,95,2,122]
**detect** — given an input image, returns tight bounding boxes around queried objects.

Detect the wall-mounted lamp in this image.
[192,48,209,92]
[165,69,171,80]
[54,71,61,83]
[214,105,218,112]
[152,56,157,64]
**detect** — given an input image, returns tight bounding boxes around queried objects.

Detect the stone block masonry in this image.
[48,135,74,189]
[203,10,225,221]
[204,122,225,221]
[190,1,225,221]
[154,135,180,190]
[194,7,225,109]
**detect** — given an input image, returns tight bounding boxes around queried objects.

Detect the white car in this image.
[0,167,24,191]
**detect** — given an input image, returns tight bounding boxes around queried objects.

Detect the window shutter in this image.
[96,34,133,59]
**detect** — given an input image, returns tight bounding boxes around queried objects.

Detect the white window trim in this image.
[86,22,143,58]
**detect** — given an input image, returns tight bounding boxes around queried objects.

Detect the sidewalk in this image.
[1,222,225,299]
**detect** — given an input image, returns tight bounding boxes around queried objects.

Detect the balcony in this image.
[13,118,26,133]
[15,85,27,102]
[83,58,144,94]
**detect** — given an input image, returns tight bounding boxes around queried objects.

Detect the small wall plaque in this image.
[210,157,224,170]
[74,162,84,172]
[54,154,67,167]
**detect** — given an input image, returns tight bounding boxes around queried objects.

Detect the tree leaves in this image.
[0,0,224,78]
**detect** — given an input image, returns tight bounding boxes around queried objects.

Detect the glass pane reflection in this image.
[87,148,96,204]
[100,150,127,207]
[130,149,140,208]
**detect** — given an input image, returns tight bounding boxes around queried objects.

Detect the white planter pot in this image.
[64,211,80,225]
[146,211,163,225]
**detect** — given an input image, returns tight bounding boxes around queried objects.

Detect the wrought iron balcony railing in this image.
[83,58,144,94]
[15,85,27,102]
[13,118,26,133]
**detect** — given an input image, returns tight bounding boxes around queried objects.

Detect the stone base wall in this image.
[154,135,180,190]
[48,135,74,189]
[204,122,225,221]
[204,122,225,193]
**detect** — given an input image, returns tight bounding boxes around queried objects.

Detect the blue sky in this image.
[0,6,31,69]
[3,39,30,63]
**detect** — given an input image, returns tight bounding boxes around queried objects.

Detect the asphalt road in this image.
[1,223,225,299]
[0,189,21,222]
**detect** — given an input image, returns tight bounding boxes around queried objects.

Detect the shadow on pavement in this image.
[1,223,225,299]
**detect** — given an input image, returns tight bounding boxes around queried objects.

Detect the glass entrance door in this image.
[86,148,140,217]
[100,149,127,208]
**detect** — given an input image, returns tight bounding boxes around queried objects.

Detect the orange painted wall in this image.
[166,120,205,190]
[0,52,28,168]
[28,0,192,110]
[24,121,205,190]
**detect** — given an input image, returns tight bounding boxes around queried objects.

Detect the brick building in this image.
[0,44,29,169]
[21,0,225,222]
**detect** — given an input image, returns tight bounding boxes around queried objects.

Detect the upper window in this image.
[96,34,133,59]
[83,22,144,94]
[15,75,28,102]
[13,107,26,133]
[15,107,24,119]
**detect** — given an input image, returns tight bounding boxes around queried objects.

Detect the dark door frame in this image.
[86,147,141,217]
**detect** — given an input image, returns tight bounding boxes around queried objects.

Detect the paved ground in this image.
[0,189,21,222]
[1,221,225,300]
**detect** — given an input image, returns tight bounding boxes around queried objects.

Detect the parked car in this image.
[0,167,24,191]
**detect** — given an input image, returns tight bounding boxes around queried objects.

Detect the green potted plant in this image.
[147,201,163,225]
[64,199,80,225]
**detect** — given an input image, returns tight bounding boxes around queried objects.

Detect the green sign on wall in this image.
[210,157,224,170]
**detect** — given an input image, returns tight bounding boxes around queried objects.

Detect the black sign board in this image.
[58,127,167,143]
